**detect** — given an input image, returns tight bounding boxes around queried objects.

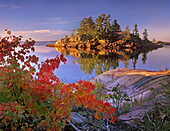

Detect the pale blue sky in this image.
[0,0,170,41]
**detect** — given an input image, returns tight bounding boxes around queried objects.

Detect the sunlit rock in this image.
[92,68,170,120]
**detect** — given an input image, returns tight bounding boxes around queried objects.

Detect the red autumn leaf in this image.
[31,47,35,52]
[96,99,103,106]
[94,112,101,120]
[20,55,24,62]
[110,115,117,123]
[9,83,12,86]
[7,31,11,35]
[105,115,109,119]
[104,102,111,108]
[0,53,3,59]
[110,107,116,114]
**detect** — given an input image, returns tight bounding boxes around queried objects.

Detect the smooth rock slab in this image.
[92,68,170,101]
[92,68,170,120]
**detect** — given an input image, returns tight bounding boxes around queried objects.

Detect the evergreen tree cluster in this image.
[75,14,122,40]
[69,14,149,41]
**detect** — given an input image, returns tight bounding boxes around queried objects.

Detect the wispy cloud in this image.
[39,21,69,25]
[13,29,70,36]
[0,4,6,7]
[55,21,69,24]
[0,3,24,10]
[11,29,70,41]
[0,29,71,41]
[45,14,99,25]
[39,22,51,25]
[11,5,24,10]
[48,17,63,20]
[39,16,69,25]
[41,14,97,26]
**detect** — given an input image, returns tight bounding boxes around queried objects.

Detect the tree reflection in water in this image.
[75,55,119,75]
[53,46,151,76]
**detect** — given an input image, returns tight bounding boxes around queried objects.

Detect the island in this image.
[47,14,163,58]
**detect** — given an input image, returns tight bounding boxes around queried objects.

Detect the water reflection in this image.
[32,42,170,83]
[53,46,152,75]
[75,55,119,75]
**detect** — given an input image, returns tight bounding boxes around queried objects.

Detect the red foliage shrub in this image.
[0,30,116,130]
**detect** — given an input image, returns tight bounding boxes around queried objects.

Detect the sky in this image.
[0,0,170,41]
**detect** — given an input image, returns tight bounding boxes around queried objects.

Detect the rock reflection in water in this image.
[53,46,154,76]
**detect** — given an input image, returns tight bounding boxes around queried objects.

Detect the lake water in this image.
[31,41,170,83]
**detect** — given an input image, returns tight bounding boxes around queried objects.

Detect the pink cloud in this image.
[2,29,71,41]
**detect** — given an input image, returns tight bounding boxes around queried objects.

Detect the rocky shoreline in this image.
[69,68,170,130]
[47,35,164,64]
[47,34,163,53]
[92,68,170,104]
[157,41,170,46]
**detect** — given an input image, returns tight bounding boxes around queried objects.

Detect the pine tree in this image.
[86,16,97,40]
[125,25,130,34]
[65,34,69,38]
[70,33,74,38]
[103,14,111,39]
[123,26,131,41]
[77,17,88,35]
[77,16,96,40]
[152,38,156,42]
[143,28,148,41]
[72,28,76,34]
[112,19,121,32]
[95,15,105,39]
[71,28,76,37]
[133,24,139,37]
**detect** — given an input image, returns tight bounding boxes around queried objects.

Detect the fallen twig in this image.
[147,114,157,131]
[64,118,81,131]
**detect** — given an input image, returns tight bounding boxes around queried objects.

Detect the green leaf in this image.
[112,87,117,92]
[150,87,154,91]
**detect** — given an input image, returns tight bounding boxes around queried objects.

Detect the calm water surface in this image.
[31,41,170,83]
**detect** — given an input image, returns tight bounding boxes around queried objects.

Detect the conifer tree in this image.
[123,26,131,41]
[71,28,76,37]
[77,16,96,40]
[65,34,69,38]
[103,14,111,39]
[72,27,76,34]
[133,24,139,37]
[112,19,121,32]
[70,33,74,38]
[95,14,105,39]
[152,38,156,42]
[143,28,148,41]
[125,25,130,34]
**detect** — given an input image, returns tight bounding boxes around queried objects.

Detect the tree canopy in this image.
[112,19,121,32]
[76,14,121,40]
[72,14,149,42]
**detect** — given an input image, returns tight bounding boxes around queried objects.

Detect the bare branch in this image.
[106,118,110,131]
[158,115,167,130]
[64,118,81,131]
[147,114,157,131]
